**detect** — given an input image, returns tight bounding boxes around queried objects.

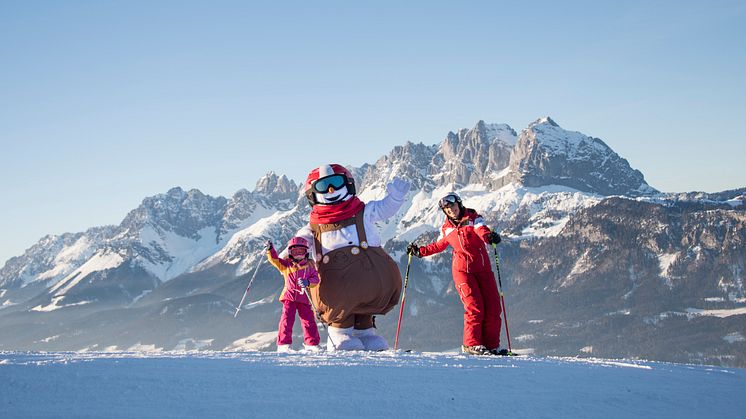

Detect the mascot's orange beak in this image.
[327,186,335,193]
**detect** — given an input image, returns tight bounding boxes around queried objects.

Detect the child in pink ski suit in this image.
[266,237,321,352]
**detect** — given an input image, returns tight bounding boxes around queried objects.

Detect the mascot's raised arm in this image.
[291,163,410,351]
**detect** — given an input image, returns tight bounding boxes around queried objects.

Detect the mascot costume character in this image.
[291,163,410,351]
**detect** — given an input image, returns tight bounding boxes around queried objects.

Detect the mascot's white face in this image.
[315,185,353,205]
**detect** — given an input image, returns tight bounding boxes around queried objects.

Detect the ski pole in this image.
[492,242,514,354]
[301,285,336,351]
[234,252,265,318]
[394,252,413,352]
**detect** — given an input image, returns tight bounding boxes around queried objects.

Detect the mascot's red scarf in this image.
[310,196,365,224]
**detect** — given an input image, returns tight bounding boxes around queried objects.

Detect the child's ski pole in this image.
[301,285,336,351]
[234,252,265,318]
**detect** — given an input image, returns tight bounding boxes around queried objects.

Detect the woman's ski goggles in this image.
[312,174,347,193]
[438,195,459,209]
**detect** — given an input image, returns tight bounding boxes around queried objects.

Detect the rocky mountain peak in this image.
[166,186,187,200]
[356,141,438,192]
[253,172,298,200]
[120,188,227,239]
[503,118,657,196]
[433,120,515,187]
[478,120,518,145]
[529,116,559,128]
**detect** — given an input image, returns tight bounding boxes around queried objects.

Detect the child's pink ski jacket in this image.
[266,245,320,304]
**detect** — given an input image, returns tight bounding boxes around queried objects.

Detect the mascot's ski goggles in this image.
[312,174,347,193]
[438,195,460,209]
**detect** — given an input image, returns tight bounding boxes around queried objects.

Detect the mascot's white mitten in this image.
[387,177,411,198]
[353,328,389,351]
[326,326,364,351]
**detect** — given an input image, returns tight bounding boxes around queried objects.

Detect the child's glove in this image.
[265,240,273,250]
[297,278,310,288]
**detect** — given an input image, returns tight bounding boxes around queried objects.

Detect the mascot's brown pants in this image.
[310,246,402,329]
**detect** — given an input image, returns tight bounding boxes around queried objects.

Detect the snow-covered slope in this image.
[2,351,744,418]
[194,204,308,276]
[0,226,115,289]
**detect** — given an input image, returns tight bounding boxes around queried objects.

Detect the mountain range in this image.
[1,117,744,367]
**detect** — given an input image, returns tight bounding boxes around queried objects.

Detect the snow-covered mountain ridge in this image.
[1,117,621,294]
[1,117,744,368]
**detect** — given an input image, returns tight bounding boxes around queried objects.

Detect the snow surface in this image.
[31,295,92,312]
[685,307,746,318]
[35,236,95,283]
[483,122,517,145]
[48,251,124,295]
[528,118,608,159]
[645,307,746,324]
[137,225,222,281]
[470,183,600,239]
[195,206,300,275]
[658,252,678,277]
[1,351,744,418]
[224,331,278,351]
[35,335,60,343]
[724,332,745,344]
[127,289,152,307]
[389,182,599,245]
[564,250,592,287]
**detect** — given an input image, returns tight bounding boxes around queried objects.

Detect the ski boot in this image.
[461,344,490,355]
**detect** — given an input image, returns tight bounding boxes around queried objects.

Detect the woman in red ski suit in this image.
[407,192,504,355]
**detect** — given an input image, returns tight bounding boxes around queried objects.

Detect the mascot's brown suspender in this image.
[308,208,402,329]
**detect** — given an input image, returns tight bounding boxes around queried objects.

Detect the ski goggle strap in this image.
[312,174,347,193]
[438,194,460,208]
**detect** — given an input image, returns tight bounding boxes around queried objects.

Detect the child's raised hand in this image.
[265,240,273,250]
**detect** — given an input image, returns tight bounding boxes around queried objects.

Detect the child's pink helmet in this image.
[287,237,309,249]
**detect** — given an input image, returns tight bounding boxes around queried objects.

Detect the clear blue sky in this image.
[1,0,745,264]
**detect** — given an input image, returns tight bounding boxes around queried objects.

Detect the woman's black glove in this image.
[406,243,421,257]
[488,231,501,245]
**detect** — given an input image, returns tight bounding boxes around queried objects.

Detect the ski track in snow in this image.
[1,351,744,418]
